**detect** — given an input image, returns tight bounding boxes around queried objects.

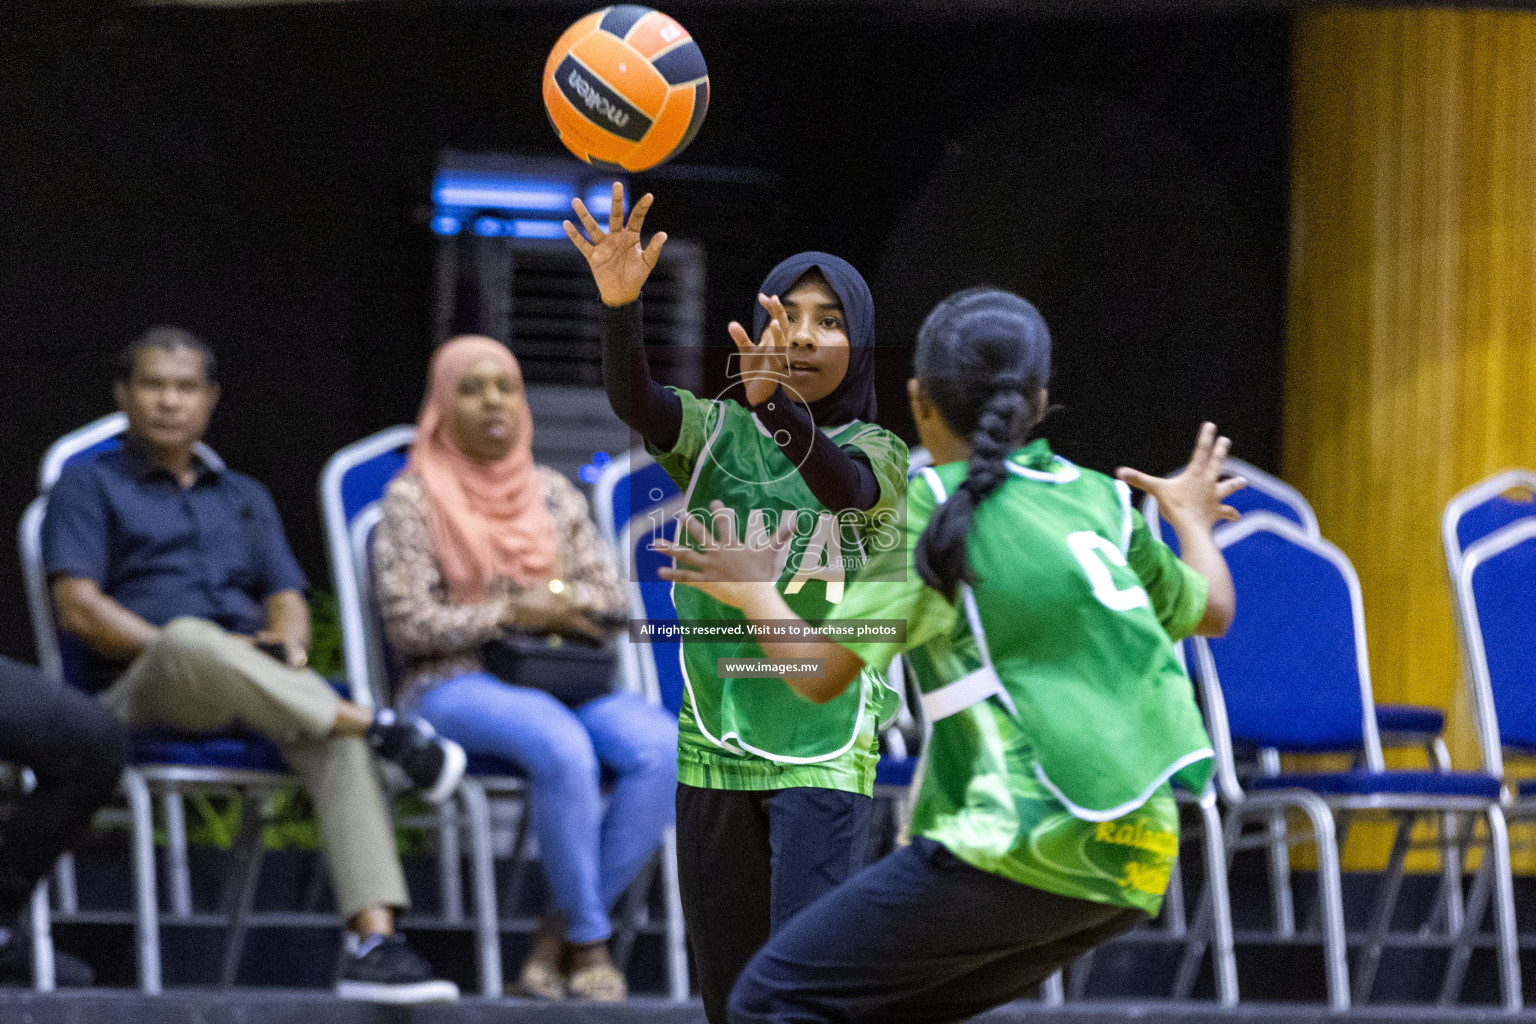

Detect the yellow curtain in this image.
[1286,6,1536,869]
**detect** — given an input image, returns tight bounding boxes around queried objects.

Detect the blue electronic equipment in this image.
[430,153,626,239]
[431,151,703,394]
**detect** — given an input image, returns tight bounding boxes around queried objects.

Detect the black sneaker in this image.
[335,932,458,1003]
[0,934,95,988]
[366,709,465,804]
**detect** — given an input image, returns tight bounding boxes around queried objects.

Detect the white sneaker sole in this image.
[335,978,461,1003]
[420,737,466,805]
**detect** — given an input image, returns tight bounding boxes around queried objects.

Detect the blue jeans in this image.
[418,673,678,943]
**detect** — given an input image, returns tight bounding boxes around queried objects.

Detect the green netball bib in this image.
[913,455,1214,818]
[651,389,907,791]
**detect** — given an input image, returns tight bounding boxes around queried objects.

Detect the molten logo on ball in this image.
[556,56,651,142]
[568,69,630,129]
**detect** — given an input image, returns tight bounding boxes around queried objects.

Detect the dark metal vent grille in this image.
[436,235,705,388]
[509,239,703,386]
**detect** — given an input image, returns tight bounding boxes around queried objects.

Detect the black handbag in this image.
[480,631,619,708]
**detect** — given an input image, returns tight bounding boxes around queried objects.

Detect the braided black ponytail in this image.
[911,288,1052,602]
[915,386,1029,600]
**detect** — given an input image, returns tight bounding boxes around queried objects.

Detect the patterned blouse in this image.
[373,469,628,710]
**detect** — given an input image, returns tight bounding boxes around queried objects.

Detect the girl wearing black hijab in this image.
[567,185,908,1021]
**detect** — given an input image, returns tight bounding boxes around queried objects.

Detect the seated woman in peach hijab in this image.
[373,336,676,1002]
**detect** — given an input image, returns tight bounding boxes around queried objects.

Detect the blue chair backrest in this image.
[37,412,132,492]
[1443,470,1536,581]
[24,414,138,687]
[1203,513,1380,763]
[595,455,683,545]
[629,516,685,715]
[340,450,410,523]
[1145,458,1319,559]
[595,451,686,715]
[349,506,403,708]
[320,426,418,707]
[1220,458,1318,536]
[1223,484,1308,529]
[1456,519,1536,776]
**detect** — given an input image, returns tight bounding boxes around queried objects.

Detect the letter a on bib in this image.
[785,511,846,602]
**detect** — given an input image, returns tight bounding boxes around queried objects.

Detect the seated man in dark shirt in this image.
[42,326,465,1003]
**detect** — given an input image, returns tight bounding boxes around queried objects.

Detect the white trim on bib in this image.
[913,467,1019,723]
[1006,457,1080,484]
[1031,746,1215,823]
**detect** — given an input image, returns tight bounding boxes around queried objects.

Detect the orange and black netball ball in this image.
[543,6,710,172]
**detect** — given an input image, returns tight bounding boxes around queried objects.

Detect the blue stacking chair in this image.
[325,432,691,1000]
[1221,458,1444,746]
[323,426,520,998]
[1442,468,1536,768]
[1439,470,1536,940]
[1192,512,1519,1010]
[18,413,342,993]
[1451,513,1536,1004]
[1151,459,1450,763]
[1147,461,1458,940]
[589,449,694,1001]
[591,449,689,717]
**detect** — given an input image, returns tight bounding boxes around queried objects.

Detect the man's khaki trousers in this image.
[102,617,409,919]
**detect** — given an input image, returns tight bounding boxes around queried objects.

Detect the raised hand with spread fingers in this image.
[1115,422,1246,635]
[564,181,668,308]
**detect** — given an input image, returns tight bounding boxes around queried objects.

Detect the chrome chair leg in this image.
[219,790,271,989]
[1067,951,1095,1000]
[1173,790,1238,1006]
[1040,969,1065,1006]
[1486,805,1522,1012]
[1441,836,1492,1007]
[1298,799,1348,1011]
[459,780,503,998]
[1162,860,1187,938]
[661,825,688,1002]
[1351,811,1413,1003]
[1259,749,1295,938]
[123,769,161,994]
[29,879,53,993]
[1234,795,1346,1010]
[162,788,193,918]
[52,853,78,915]
[436,798,464,924]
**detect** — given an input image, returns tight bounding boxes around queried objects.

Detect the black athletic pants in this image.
[0,655,126,923]
[676,783,873,1024]
[728,836,1146,1024]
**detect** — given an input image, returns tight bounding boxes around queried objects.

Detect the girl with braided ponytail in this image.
[656,287,1244,1024]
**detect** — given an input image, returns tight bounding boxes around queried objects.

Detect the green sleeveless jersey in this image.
[650,387,908,795]
[831,440,1212,913]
